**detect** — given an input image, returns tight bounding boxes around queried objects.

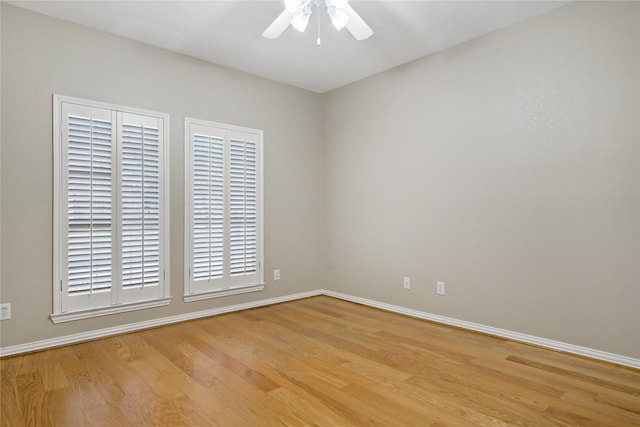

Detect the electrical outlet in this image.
[0,303,11,320]
[403,276,411,290]
[274,269,280,281]
[437,281,445,295]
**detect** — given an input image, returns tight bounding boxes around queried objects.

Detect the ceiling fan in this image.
[263,0,373,41]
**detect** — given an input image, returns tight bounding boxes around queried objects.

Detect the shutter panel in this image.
[229,139,257,276]
[193,134,225,281]
[121,118,160,290]
[67,114,113,296]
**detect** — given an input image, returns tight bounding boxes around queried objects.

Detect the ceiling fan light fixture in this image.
[291,7,312,32]
[284,0,306,13]
[327,0,349,9]
[264,0,371,42]
[328,6,349,30]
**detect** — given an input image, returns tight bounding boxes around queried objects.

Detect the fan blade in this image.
[343,4,373,40]
[263,9,295,39]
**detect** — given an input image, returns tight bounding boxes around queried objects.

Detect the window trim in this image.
[183,117,264,302]
[52,94,171,323]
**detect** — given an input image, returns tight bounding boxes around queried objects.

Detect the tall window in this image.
[53,95,170,322]
[184,118,263,301]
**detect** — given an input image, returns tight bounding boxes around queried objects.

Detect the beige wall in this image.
[323,1,639,358]
[0,4,324,347]
[2,2,639,360]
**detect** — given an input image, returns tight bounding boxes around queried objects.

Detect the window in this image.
[52,95,170,322]
[184,118,263,301]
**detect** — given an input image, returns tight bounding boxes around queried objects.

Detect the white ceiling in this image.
[8,1,570,93]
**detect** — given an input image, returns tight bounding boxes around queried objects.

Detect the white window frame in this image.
[184,117,264,302]
[52,95,171,323]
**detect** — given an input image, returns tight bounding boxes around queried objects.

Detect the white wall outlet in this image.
[403,276,411,290]
[274,269,280,281]
[0,303,11,320]
[437,281,445,295]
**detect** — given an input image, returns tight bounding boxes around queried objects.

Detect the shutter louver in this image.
[122,123,160,290]
[229,139,257,276]
[193,134,224,281]
[67,115,113,296]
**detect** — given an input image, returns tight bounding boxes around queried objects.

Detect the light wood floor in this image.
[1,296,639,426]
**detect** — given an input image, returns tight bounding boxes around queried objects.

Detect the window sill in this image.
[50,297,172,324]
[183,284,265,303]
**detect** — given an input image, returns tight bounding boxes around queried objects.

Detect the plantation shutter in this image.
[185,119,262,298]
[121,115,160,290]
[229,138,258,276]
[55,97,169,318]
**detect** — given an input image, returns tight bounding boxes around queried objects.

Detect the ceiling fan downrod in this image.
[317,7,321,46]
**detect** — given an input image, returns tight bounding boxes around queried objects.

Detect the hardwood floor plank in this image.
[561,391,640,425]
[595,389,640,415]
[42,387,94,427]
[265,387,352,427]
[405,374,568,426]
[366,379,508,427]
[1,357,24,426]
[2,296,638,426]
[506,355,640,396]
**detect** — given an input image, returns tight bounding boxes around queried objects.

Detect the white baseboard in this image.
[2,288,638,370]
[0,290,322,357]
[322,290,640,370]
